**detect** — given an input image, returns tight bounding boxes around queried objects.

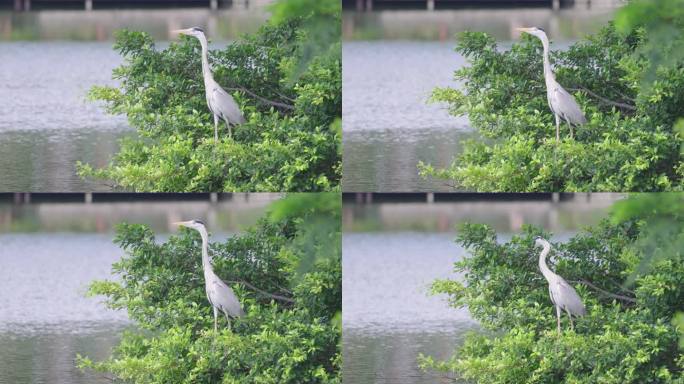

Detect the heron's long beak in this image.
[516,27,533,33]
[173,220,192,228]
[172,28,193,36]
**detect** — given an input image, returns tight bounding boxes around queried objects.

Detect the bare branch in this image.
[568,86,637,111]
[572,279,638,303]
[228,279,295,303]
[227,87,295,111]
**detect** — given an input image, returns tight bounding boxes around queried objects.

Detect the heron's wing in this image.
[209,84,246,125]
[552,85,587,125]
[208,276,245,318]
[551,277,586,316]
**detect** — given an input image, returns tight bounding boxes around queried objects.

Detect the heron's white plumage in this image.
[518,27,587,141]
[175,27,245,141]
[208,274,245,318]
[549,83,587,127]
[209,83,246,126]
[175,220,244,331]
[535,237,586,333]
[549,275,586,317]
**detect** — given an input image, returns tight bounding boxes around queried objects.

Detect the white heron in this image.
[174,220,245,331]
[534,236,586,333]
[517,27,587,142]
[173,27,246,142]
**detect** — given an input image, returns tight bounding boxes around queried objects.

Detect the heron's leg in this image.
[555,114,560,142]
[224,312,232,331]
[567,122,574,139]
[556,305,562,334]
[213,306,218,332]
[225,120,232,138]
[566,309,575,330]
[213,114,219,143]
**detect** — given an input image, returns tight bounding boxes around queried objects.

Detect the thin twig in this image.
[572,279,637,303]
[228,279,295,303]
[568,86,637,111]
[227,87,295,110]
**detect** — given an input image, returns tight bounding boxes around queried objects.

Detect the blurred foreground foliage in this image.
[78,193,341,383]
[420,2,684,191]
[420,194,684,383]
[80,0,341,192]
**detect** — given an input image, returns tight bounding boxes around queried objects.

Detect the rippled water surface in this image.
[342,42,473,192]
[0,42,131,191]
[343,232,478,384]
[0,233,129,384]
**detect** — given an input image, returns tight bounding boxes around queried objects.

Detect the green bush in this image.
[80,5,341,192]
[419,20,683,191]
[78,193,341,383]
[419,194,684,383]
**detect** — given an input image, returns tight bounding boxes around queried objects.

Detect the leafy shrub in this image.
[78,193,341,383]
[419,194,684,383]
[80,5,341,192]
[419,21,683,191]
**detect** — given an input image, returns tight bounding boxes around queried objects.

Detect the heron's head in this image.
[516,27,547,40]
[534,236,547,247]
[172,27,205,39]
[173,219,206,231]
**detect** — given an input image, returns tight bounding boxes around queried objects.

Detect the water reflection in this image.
[0,127,131,191]
[343,193,624,232]
[344,330,470,384]
[0,324,130,384]
[343,4,620,41]
[0,193,280,233]
[343,127,480,192]
[0,7,271,41]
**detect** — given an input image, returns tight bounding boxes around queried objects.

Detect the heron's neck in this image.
[538,242,557,281]
[540,36,556,85]
[197,35,214,84]
[198,228,214,277]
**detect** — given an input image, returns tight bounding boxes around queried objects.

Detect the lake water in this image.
[343,232,477,384]
[0,8,270,192]
[341,5,620,192]
[0,233,129,384]
[0,41,130,192]
[342,41,473,192]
